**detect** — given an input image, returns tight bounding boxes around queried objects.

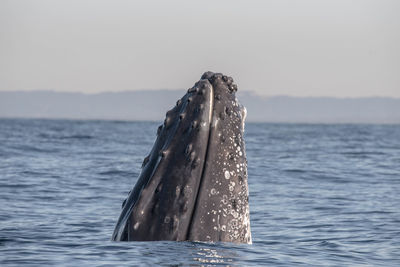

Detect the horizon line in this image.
[1,89,399,100]
[0,116,399,126]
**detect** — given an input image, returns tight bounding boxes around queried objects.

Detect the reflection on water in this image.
[194,247,228,265]
[192,243,239,266]
[132,241,242,266]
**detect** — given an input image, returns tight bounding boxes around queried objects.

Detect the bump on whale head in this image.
[112,72,251,244]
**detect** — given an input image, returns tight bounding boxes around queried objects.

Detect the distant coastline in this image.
[1,90,399,124]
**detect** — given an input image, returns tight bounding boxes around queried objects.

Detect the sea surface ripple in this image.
[1,119,399,266]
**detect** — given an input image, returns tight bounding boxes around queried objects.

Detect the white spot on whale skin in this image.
[222,195,228,205]
[224,170,230,179]
[134,222,140,230]
[231,210,239,218]
[210,188,217,195]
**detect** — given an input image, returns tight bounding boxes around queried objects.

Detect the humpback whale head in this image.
[112,72,251,244]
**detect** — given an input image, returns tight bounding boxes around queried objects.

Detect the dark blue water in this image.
[1,119,399,266]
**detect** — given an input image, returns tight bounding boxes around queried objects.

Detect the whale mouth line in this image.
[185,80,214,240]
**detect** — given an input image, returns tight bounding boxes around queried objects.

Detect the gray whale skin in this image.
[112,72,252,244]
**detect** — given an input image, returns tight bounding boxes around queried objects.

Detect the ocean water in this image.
[0,118,399,266]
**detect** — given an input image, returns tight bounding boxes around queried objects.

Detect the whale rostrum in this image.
[112,72,251,243]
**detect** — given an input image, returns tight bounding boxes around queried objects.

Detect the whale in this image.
[112,72,251,243]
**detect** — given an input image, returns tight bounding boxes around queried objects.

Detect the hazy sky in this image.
[1,0,399,97]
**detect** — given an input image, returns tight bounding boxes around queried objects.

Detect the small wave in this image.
[341,151,386,156]
[317,240,340,248]
[295,224,335,229]
[61,135,94,140]
[21,170,49,176]
[0,237,15,246]
[283,169,307,173]
[0,183,33,189]
[326,196,356,201]
[341,210,395,215]
[12,145,59,153]
[298,173,353,184]
[98,170,136,177]
[38,133,94,140]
